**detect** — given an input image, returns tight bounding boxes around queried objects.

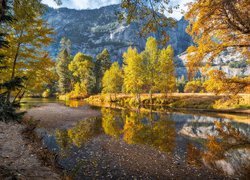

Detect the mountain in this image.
[44,4,192,63]
[44,5,249,78]
[176,47,249,78]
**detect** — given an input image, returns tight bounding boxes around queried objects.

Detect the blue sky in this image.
[42,0,192,20]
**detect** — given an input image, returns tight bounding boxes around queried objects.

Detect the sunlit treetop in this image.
[185,0,250,78]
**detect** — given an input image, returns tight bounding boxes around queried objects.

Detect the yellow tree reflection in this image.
[123,112,176,153]
[101,108,124,138]
[55,117,102,148]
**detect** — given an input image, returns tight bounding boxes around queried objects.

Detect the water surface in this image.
[21,98,250,179]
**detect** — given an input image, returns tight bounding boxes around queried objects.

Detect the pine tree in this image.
[56,49,72,94]
[94,49,112,93]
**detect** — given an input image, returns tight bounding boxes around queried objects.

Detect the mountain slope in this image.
[44,5,192,62]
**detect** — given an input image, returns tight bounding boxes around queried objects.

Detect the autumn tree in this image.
[156,45,176,94]
[0,0,54,102]
[102,62,123,101]
[185,0,250,89]
[141,37,159,102]
[94,49,112,93]
[69,52,96,97]
[184,79,204,93]
[123,47,145,103]
[203,70,250,95]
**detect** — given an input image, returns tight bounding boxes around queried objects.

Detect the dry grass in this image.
[86,93,250,113]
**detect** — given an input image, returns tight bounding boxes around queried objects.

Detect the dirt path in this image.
[0,122,60,180]
[24,103,101,129]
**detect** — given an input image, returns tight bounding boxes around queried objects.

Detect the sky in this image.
[42,0,192,20]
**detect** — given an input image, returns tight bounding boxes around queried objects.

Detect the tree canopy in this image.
[185,0,250,78]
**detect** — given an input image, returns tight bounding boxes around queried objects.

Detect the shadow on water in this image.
[22,98,250,178]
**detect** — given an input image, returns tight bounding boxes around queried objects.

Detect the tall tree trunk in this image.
[6,42,21,102]
[136,93,141,104]
[149,90,152,105]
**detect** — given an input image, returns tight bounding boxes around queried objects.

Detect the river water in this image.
[21,98,250,179]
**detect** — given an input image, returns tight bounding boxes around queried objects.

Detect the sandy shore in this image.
[0,122,60,179]
[24,103,101,129]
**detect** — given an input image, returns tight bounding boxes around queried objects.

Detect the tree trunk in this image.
[6,42,21,102]
[149,90,152,105]
[136,93,141,105]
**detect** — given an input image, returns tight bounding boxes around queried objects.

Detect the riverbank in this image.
[24,103,101,129]
[0,121,60,179]
[86,93,250,114]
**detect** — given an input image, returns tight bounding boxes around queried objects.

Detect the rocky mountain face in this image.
[44,4,192,63]
[176,47,249,78]
[44,5,248,78]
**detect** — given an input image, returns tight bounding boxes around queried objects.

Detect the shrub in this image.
[0,95,24,122]
[42,89,51,98]
[184,80,204,93]
[229,60,247,68]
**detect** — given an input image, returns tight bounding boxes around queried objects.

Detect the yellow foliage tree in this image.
[68,52,95,97]
[156,45,176,94]
[204,70,250,95]
[102,62,123,101]
[0,0,54,101]
[184,80,204,93]
[123,47,145,102]
[185,0,250,93]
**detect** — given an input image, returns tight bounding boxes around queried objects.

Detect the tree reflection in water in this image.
[56,108,177,154]
[54,108,249,177]
[55,117,102,149]
[203,121,250,176]
[185,121,250,177]
[122,111,176,153]
[101,108,123,138]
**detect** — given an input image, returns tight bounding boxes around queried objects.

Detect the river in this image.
[21,98,250,179]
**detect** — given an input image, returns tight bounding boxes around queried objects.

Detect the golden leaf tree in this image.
[102,62,123,101]
[0,0,55,101]
[185,0,250,93]
[123,47,145,102]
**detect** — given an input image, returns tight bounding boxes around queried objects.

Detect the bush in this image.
[184,80,204,93]
[229,60,247,68]
[0,95,24,122]
[42,89,51,98]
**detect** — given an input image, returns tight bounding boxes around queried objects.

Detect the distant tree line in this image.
[55,37,176,101]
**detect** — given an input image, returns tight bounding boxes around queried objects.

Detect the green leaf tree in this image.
[69,52,96,96]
